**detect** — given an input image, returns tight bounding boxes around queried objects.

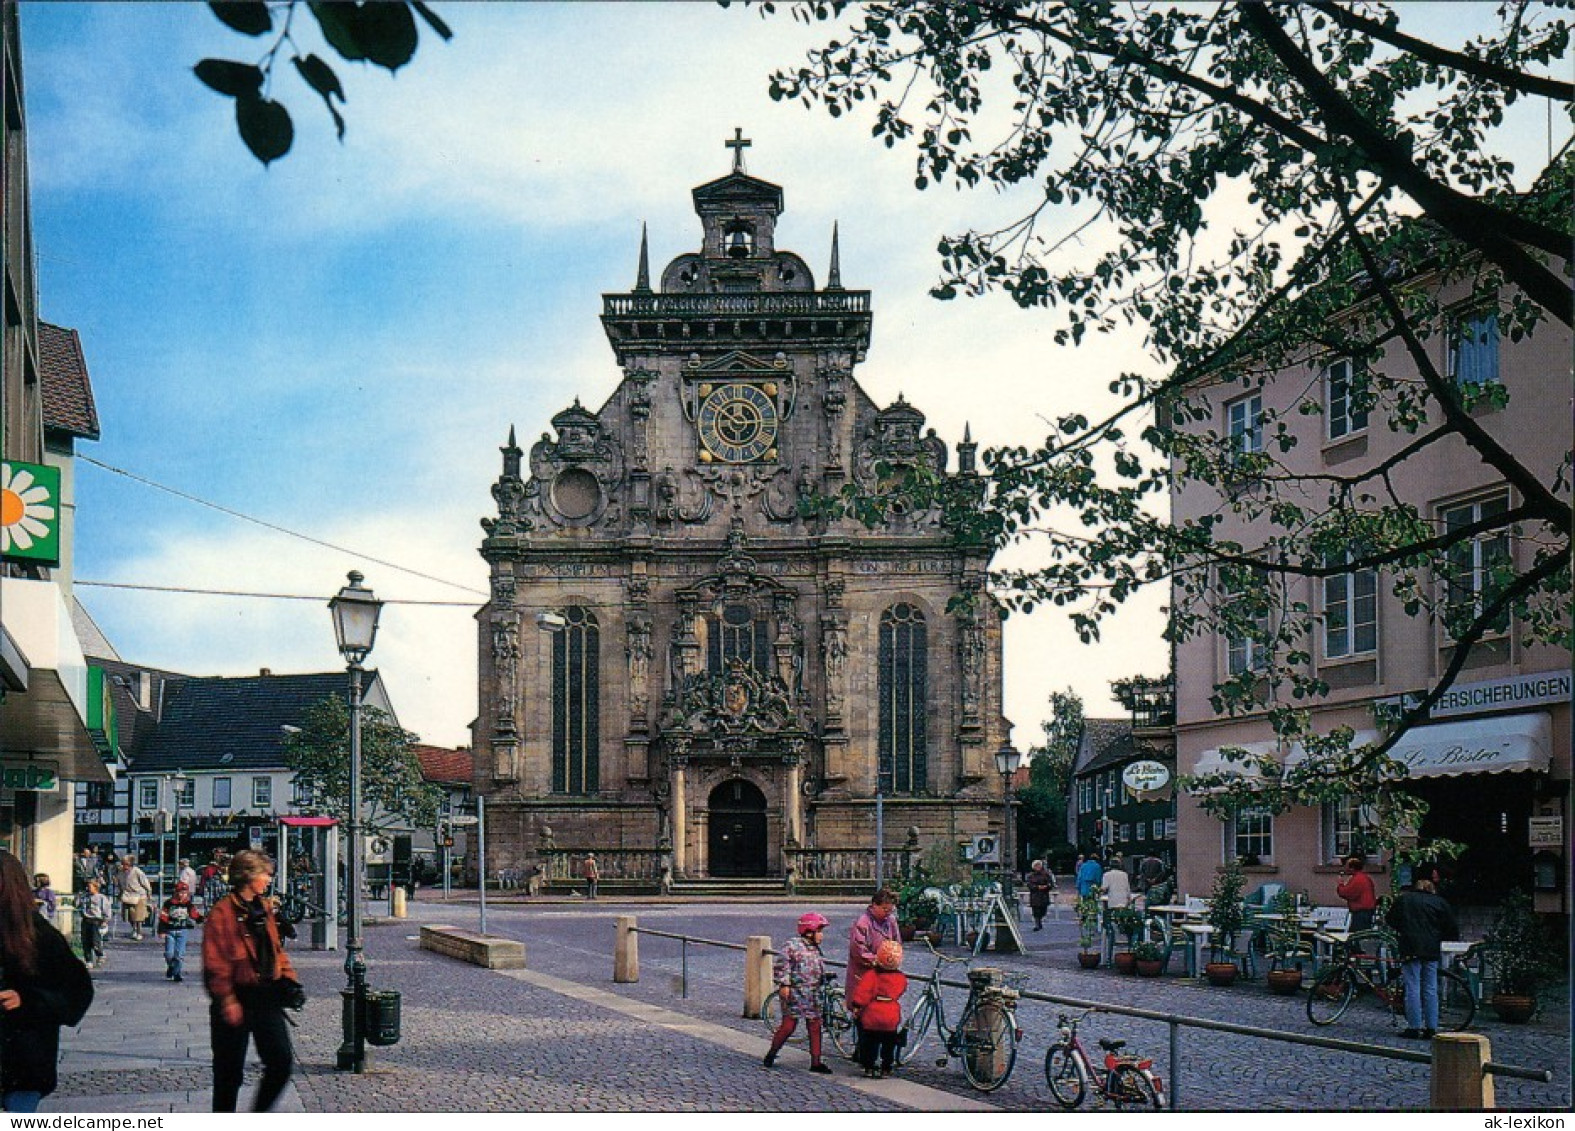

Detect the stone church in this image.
[475,137,1015,888]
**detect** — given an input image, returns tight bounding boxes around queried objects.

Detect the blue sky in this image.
[19,2,1563,748]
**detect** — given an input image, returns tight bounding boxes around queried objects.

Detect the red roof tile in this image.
[39,322,100,440]
[413,744,473,785]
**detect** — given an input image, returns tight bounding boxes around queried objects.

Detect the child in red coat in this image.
[849,939,908,1077]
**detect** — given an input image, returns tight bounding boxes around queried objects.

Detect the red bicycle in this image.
[1043,1007,1165,1110]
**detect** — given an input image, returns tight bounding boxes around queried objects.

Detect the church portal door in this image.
[707,779,768,877]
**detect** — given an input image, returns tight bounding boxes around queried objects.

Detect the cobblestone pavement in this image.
[38,894,1570,1113]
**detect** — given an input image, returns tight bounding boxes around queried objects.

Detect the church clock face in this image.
[697,383,779,463]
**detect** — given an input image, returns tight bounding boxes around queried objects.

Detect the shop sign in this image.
[1122,760,1171,794]
[1380,671,1571,721]
[1528,816,1564,849]
[1,762,59,792]
[0,461,61,566]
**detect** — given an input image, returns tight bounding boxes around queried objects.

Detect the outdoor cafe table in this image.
[1148,904,1213,976]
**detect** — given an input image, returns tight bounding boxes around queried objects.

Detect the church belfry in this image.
[477,135,1013,890]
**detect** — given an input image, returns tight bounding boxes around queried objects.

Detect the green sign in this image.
[0,460,61,566]
[1,764,59,791]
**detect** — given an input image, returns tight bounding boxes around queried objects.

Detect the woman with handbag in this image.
[117,857,152,942]
[201,850,301,1112]
[0,851,95,1112]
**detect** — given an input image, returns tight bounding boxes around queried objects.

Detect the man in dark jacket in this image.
[1385,878,1458,1039]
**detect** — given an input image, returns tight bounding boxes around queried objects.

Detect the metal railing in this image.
[603,292,871,318]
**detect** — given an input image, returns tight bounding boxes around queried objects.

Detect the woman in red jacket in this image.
[1336,854,1377,933]
[849,939,907,1078]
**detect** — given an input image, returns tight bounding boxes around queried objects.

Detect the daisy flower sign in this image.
[0,460,61,566]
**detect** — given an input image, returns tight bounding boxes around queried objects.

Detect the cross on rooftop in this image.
[725,128,752,174]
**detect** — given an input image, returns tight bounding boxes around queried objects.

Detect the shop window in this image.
[878,603,928,793]
[1321,796,1377,862]
[552,606,600,794]
[1449,310,1499,388]
[1227,807,1274,864]
[1440,490,1511,636]
[1324,357,1368,440]
[252,777,272,808]
[212,777,232,811]
[1323,553,1378,659]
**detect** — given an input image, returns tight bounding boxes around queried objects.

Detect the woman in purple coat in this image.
[845,888,901,999]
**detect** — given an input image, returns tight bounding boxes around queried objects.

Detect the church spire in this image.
[634,223,651,292]
[501,425,522,478]
[958,421,977,475]
[826,221,843,291]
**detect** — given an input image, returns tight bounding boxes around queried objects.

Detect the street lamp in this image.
[994,742,1020,897]
[329,570,382,1074]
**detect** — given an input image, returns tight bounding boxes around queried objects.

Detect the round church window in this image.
[551,468,601,520]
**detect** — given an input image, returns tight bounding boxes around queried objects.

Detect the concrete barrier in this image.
[1431,1033,1493,1110]
[744,935,772,1018]
[419,924,526,969]
[615,916,639,983]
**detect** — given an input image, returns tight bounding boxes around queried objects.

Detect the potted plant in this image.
[1108,905,1145,974]
[1483,891,1555,1023]
[1075,893,1102,968]
[1133,939,1166,977]
[1204,861,1247,987]
[1263,890,1308,994]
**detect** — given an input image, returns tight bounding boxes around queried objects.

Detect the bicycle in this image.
[1043,1007,1165,1110]
[895,940,1022,1092]
[1306,932,1475,1031]
[759,972,858,1059]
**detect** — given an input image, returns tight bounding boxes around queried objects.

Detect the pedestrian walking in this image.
[1075,853,1103,897]
[1337,854,1378,934]
[118,857,152,941]
[845,888,901,999]
[198,857,224,908]
[849,939,907,1077]
[78,880,111,969]
[763,912,834,1074]
[1137,852,1169,894]
[581,853,599,900]
[1386,877,1459,1040]
[31,875,56,921]
[158,882,203,982]
[1025,860,1055,931]
[1100,857,1133,908]
[202,850,302,1112]
[0,851,94,1113]
[177,859,198,896]
[73,848,101,894]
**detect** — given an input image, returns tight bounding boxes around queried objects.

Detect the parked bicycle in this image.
[1044,1007,1165,1110]
[895,940,1022,1092]
[1306,932,1476,1030]
[759,972,858,1059]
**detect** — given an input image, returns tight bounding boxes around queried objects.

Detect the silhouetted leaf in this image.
[194,58,263,98]
[235,95,294,165]
[208,1,272,36]
[293,53,346,102]
[353,3,419,71]
[411,2,453,41]
[309,1,366,62]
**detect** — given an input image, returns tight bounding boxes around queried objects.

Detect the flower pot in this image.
[1077,951,1101,969]
[1490,993,1536,1024]
[1136,959,1164,978]
[899,924,917,943]
[1112,951,1138,975]
[1266,968,1302,995]
[1204,961,1238,987]
[925,930,943,948]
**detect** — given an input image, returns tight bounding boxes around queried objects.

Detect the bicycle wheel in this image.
[1044,1043,1087,1108]
[823,988,859,1059]
[897,995,936,1066]
[1437,970,1476,1031]
[1307,965,1356,1025]
[760,991,797,1044]
[1108,1064,1163,1110]
[958,1003,1018,1092]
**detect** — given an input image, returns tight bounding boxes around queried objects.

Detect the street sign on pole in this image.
[449,815,479,827]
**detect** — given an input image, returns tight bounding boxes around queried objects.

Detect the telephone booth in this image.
[277,816,340,950]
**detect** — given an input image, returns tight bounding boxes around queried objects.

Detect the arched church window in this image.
[551,607,599,794]
[878,603,928,793]
[707,602,770,676]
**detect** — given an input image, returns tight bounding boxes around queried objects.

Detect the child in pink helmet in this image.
[763,912,834,1074]
[849,938,908,1077]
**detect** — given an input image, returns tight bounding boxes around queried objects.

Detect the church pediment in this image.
[686,350,789,377]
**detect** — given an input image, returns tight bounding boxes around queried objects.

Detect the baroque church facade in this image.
[475,140,1015,885]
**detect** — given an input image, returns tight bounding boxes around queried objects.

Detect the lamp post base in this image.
[337,986,369,1072]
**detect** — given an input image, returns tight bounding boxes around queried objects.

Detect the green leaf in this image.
[309,2,367,62]
[411,1,453,41]
[235,95,294,165]
[351,3,420,71]
[194,58,263,98]
[293,53,346,102]
[207,1,272,36]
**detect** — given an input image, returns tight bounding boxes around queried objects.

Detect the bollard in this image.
[392,887,408,918]
[744,935,772,1018]
[1431,1033,1493,1110]
[614,915,640,983]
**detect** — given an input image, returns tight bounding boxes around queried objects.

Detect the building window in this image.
[1323,553,1378,659]
[878,603,928,793]
[212,777,232,811]
[139,781,157,810]
[1440,490,1511,635]
[1222,567,1272,676]
[1228,807,1273,864]
[1322,796,1377,863]
[707,602,770,676]
[1135,820,1148,841]
[1324,357,1368,440]
[85,782,112,808]
[175,778,195,808]
[552,606,600,794]
[1449,310,1499,387]
[1226,393,1263,461]
[252,777,272,808]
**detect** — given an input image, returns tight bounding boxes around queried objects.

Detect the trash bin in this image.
[363,989,402,1047]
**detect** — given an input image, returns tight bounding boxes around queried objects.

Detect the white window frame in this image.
[1449,309,1500,388]
[252,776,273,808]
[175,778,195,808]
[212,776,232,811]
[1324,357,1368,440]
[1226,807,1274,864]
[1222,568,1272,677]
[138,780,158,810]
[1321,796,1378,864]
[1440,490,1511,635]
[1323,553,1378,660]
[1226,393,1263,460]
